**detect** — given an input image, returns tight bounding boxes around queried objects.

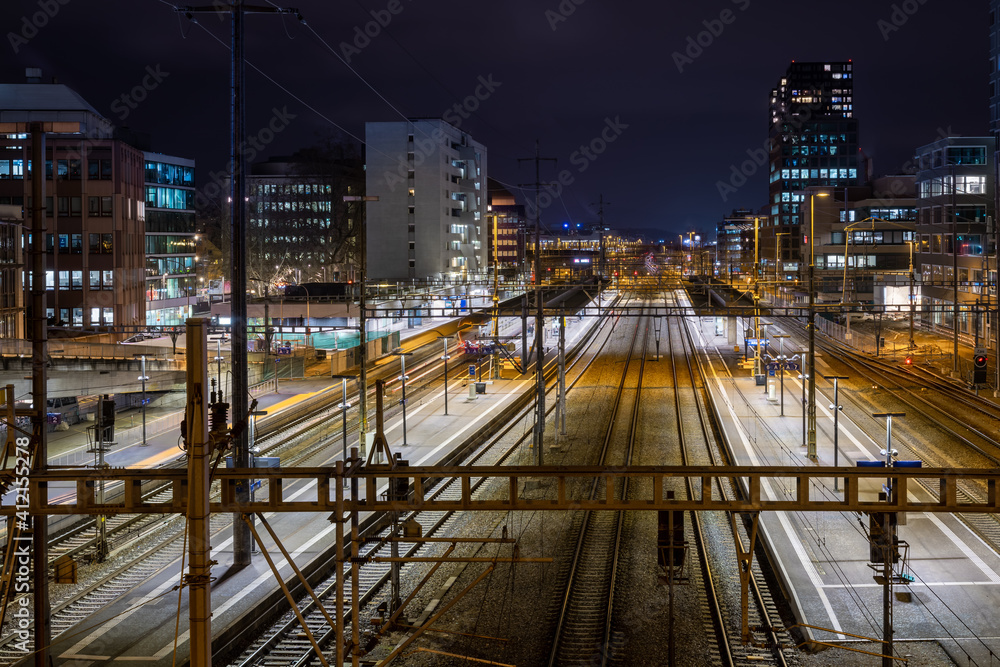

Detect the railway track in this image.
[226,295,629,666]
[547,307,644,666]
[673,303,792,667]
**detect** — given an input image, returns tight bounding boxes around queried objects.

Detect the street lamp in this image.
[774,232,789,307]
[773,334,790,415]
[807,190,830,458]
[390,348,413,446]
[824,375,848,491]
[331,374,354,462]
[798,369,808,449]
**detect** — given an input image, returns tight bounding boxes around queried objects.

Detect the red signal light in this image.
[904,356,912,366]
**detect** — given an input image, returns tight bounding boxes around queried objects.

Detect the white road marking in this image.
[696,318,845,638]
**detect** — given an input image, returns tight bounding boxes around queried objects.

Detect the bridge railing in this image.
[0,339,177,361]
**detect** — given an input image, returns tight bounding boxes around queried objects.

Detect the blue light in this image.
[563,222,569,229]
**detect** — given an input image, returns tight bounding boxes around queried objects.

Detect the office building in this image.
[365,119,487,283]
[247,152,364,287]
[809,176,917,307]
[913,136,995,336]
[716,208,757,285]
[768,61,863,274]
[0,70,146,331]
[144,152,196,326]
[487,179,526,278]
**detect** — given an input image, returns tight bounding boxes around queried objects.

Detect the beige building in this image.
[0,73,147,331]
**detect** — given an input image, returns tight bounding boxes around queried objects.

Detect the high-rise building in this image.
[990,2,1000,140]
[0,70,146,332]
[768,61,863,273]
[990,2,1000,225]
[365,119,487,282]
[143,152,196,326]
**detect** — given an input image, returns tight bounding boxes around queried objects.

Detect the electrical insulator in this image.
[210,402,230,434]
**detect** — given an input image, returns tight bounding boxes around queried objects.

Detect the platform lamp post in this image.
[824,375,848,491]
[773,335,790,415]
[807,190,831,459]
[798,367,807,449]
[135,355,150,446]
[438,336,451,415]
[759,321,773,394]
[248,408,267,547]
[390,349,413,446]
[331,374,354,462]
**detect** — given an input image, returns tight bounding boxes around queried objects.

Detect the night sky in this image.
[1,0,987,239]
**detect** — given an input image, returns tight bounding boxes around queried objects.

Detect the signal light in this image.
[903,356,912,366]
[974,350,988,384]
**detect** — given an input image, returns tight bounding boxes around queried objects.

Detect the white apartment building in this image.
[365,119,487,282]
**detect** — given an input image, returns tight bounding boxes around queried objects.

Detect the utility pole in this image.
[345,195,378,458]
[178,0,301,568]
[519,141,556,466]
[3,122,79,663]
[491,211,500,379]
[554,304,566,447]
[952,163,959,376]
[29,120,50,667]
[186,318,212,666]
[594,195,609,321]
[593,194,610,279]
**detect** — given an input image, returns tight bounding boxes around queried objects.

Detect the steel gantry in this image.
[8,464,1000,517]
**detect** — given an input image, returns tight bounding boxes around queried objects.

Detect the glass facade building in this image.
[143,152,197,326]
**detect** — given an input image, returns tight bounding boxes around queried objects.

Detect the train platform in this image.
[692,314,1000,664]
[48,375,531,665]
[41,303,600,665]
[38,298,538,469]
